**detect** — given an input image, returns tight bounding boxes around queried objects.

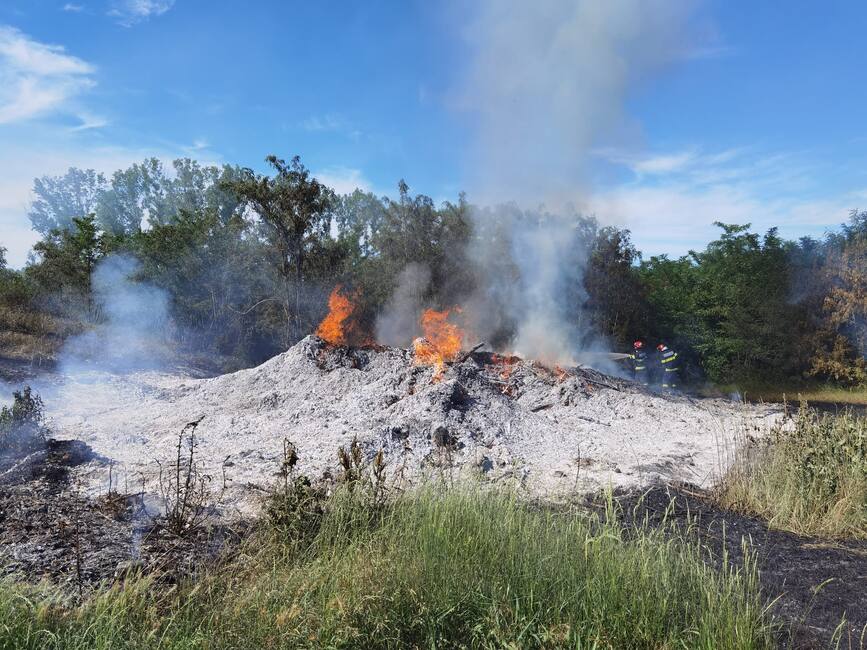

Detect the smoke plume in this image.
[458,0,695,202]
[451,0,696,364]
[61,253,172,373]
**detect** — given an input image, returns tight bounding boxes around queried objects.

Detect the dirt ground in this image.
[615,486,867,649]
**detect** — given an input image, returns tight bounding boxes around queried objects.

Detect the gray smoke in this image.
[61,253,172,373]
[451,0,696,364]
[375,263,431,347]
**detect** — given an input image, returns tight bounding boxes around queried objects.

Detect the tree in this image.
[808,211,867,384]
[583,226,649,350]
[28,168,106,235]
[222,155,335,343]
[26,215,103,313]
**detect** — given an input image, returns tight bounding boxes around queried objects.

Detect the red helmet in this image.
[657,343,666,352]
[633,340,643,349]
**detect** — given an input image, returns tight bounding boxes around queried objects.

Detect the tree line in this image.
[1,155,865,386]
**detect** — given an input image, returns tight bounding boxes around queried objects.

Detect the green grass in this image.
[0,488,774,649]
[718,407,867,539]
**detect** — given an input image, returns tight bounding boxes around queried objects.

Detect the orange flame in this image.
[316,285,354,345]
[497,355,517,381]
[412,308,464,381]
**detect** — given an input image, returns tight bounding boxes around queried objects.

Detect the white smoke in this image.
[452,0,697,364]
[463,206,593,364]
[458,0,696,202]
[61,253,172,373]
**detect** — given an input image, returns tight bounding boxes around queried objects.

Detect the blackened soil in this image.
[0,356,53,384]
[0,438,248,596]
[614,486,867,649]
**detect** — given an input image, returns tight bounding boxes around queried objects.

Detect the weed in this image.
[157,416,220,536]
[264,439,323,545]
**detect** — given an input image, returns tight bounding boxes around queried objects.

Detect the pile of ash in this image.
[46,335,780,510]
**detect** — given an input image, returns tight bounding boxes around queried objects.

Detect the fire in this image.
[490,353,519,395]
[412,308,464,381]
[491,353,517,381]
[316,285,354,345]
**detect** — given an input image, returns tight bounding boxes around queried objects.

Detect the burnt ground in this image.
[0,437,248,597]
[0,355,52,385]
[613,486,867,649]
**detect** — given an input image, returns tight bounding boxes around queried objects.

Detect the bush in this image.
[719,406,867,539]
[0,386,47,454]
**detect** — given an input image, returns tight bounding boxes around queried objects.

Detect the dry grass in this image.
[718,406,867,539]
[703,382,867,407]
[0,305,80,363]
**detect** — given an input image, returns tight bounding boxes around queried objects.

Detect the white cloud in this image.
[70,111,108,131]
[0,25,95,124]
[313,167,372,195]
[301,113,362,140]
[109,0,175,26]
[62,3,85,12]
[586,146,866,256]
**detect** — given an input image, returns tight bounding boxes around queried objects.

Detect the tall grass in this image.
[719,406,867,539]
[0,488,774,649]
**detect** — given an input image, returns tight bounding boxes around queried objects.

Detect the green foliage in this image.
[719,407,867,538]
[131,208,283,364]
[222,155,336,343]
[0,488,773,649]
[26,215,104,313]
[584,225,650,350]
[639,223,807,384]
[28,168,106,236]
[0,247,31,308]
[0,386,46,454]
[13,159,867,386]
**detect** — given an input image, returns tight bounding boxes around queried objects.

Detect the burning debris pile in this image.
[46,326,779,510]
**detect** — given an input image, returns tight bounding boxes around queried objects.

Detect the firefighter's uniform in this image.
[658,345,680,389]
[629,348,649,386]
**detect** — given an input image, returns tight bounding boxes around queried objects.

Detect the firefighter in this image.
[628,340,649,386]
[656,343,680,389]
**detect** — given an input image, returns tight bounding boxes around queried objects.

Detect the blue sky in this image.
[2,0,867,266]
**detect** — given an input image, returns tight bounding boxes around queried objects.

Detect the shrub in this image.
[0,386,47,454]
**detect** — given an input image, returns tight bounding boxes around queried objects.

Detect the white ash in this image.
[44,336,780,510]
